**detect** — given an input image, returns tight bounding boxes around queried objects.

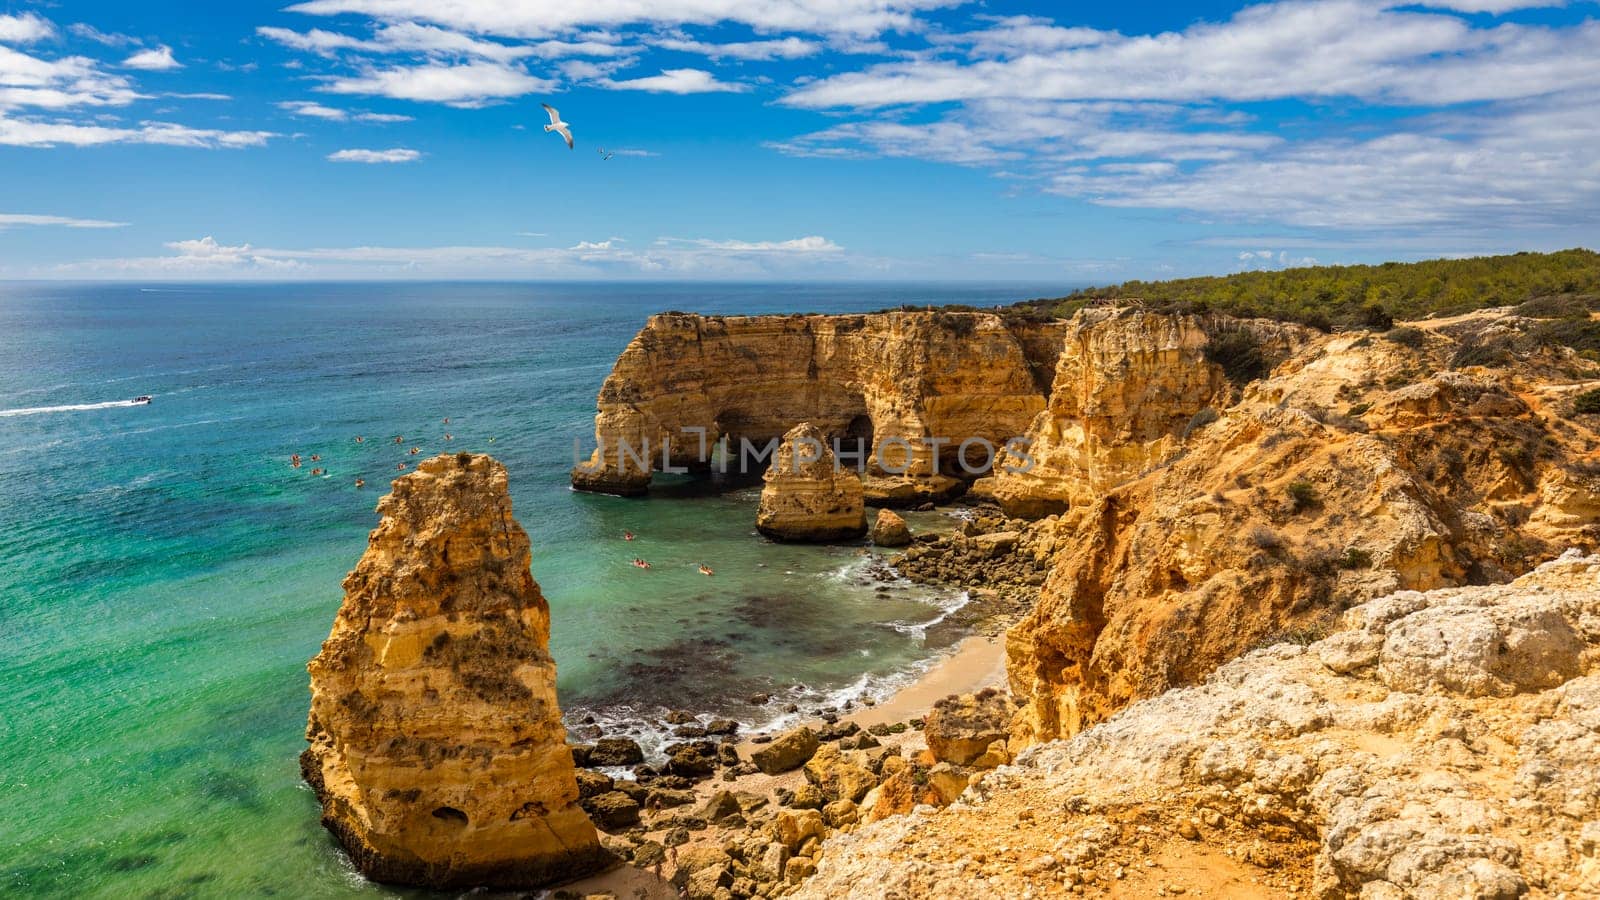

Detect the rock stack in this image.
[301,453,607,889]
[756,423,867,542]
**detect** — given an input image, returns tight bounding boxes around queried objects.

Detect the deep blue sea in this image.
[0,281,1066,898]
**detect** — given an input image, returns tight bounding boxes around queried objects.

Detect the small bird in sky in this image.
[542,103,573,149]
[597,147,614,161]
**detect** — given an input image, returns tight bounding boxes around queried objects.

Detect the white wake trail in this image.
[0,400,144,418]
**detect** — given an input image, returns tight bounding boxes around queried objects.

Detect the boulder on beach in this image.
[587,736,645,767]
[924,688,1016,766]
[871,509,912,547]
[752,726,821,774]
[757,423,867,542]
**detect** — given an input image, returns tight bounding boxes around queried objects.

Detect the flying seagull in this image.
[597,147,614,161]
[541,103,573,150]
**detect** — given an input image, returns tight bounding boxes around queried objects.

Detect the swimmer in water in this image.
[355,436,364,443]
[355,479,365,488]
[443,417,450,424]
[444,433,452,441]
[410,447,420,455]
[632,558,651,569]
[699,564,714,576]
[396,463,407,471]
[394,436,403,444]
[623,530,635,541]
[311,455,321,462]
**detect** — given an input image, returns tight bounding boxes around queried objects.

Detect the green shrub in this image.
[1286,480,1320,513]
[1205,328,1268,385]
[1385,326,1427,348]
[1005,249,1600,330]
[1183,407,1220,439]
[1572,389,1600,415]
[1529,319,1600,353]
[1248,525,1284,550]
[1339,547,1373,570]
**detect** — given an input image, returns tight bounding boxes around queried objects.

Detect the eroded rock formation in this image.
[1004,308,1600,744]
[801,553,1600,899]
[571,311,1069,501]
[989,307,1312,517]
[756,423,867,542]
[869,508,911,547]
[301,453,607,889]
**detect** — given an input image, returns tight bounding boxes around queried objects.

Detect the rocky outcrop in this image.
[572,311,1069,501]
[756,423,867,542]
[801,553,1600,899]
[870,509,911,547]
[989,308,1311,517]
[923,689,1014,766]
[1004,309,1600,745]
[301,453,607,890]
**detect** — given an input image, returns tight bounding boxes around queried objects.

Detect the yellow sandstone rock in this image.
[757,423,867,542]
[301,453,607,889]
[571,311,1067,499]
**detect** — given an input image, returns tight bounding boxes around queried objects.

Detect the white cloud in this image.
[784,2,1600,109]
[278,100,413,122]
[283,0,962,39]
[0,45,144,109]
[1416,0,1568,10]
[0,13,56,44]
[600,67,747,94]
[67,23,137,47]
[657,235,842,252]
[55,233,855,278]
[259,23,636,62]
[0,212,126,229]
[327,147,421,162]
[280,100,349,119]
[123,46,182,71]
[319,60,553,105]
[1043,92,1600,230]
[653,36,821,61]
[0,114,276,148]
[767,1,1600,239]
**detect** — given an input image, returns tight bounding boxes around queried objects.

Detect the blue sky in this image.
[0,0,1596,281]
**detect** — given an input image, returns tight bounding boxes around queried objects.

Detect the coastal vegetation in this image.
[1012,248,1600,330]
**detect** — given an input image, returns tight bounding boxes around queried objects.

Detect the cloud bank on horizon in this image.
[0,1,1596,280]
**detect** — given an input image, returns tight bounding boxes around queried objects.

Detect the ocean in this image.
[0,281,1064,898]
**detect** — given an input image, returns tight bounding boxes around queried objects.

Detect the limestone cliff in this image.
[756,423,867,542]
[989,307,1312,517]
[571,311,1069,501]
[1005,308,1600,744]
[801,552,1600,899]
[302,453,607,889]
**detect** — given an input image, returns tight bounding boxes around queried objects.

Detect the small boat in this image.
[132,396,153,404]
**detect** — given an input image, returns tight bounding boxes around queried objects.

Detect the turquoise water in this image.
[0,282,1060,898]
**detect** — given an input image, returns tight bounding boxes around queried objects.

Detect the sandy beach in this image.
[561,633,1011,897]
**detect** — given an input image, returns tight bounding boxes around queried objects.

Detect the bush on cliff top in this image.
[1011,248,1600,331]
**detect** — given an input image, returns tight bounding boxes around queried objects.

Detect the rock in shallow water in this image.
[870,509,912,547]
[756,423,867,542]
[300,453,607,890]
